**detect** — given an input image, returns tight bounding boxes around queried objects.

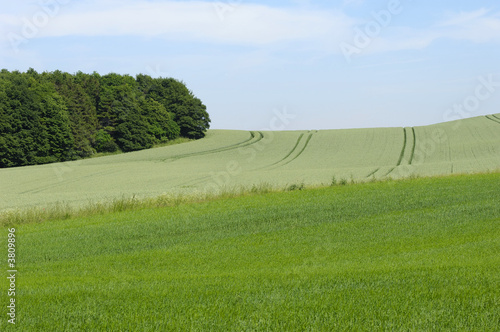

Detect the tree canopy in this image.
[0,69,210,167]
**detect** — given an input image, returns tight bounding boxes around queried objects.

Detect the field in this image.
[1,173,499,330]
[1,114,499,211]
[1,115,499,330]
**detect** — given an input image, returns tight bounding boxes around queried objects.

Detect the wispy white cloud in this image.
[351,58,428,69]
[343,0,365,7]
[0,0,355,46]
[438,9,500,43]
[438,8,490,27]
[1,1,499,58]
[346,8,500,56]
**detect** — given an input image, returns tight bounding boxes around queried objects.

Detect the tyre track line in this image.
[281,133,314,167]
[258,131,315,170]
[386,127,416,177]
[485,115,500,125]
[268,133,305,167]
[396,127,408,166]
[162,131,264,162]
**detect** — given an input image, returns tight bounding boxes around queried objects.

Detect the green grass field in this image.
[1,115,499,330]
[1,114,499,211]
[1,172,499,330]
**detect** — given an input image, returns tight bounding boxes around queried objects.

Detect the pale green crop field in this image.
[1,114,499,210]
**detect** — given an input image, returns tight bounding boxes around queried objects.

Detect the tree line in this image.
[0,69,210,168]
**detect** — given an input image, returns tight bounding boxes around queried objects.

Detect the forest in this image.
[0,68,210,168]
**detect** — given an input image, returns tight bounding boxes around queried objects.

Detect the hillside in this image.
[2,173,499,330]
[1,114,499,211]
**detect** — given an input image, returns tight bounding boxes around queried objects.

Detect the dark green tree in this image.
[140,77,210,139]
[0,69,209,167]
[115,105,154,152]
[0,70,73,167]
[47,70,98,158]
[140,98,180,143]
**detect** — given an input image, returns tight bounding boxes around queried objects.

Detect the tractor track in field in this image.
[269,133,305,167]
[263,131,315,170]
[18,168,119,195]
[385,127,417,177]
[283,132,314,166]
[20,132,266,194]
[470,147,480,167]
[174,175,213,189]
[409,128,417,165]
[485,115,500,125]
[176,130,317,189]
[384,167,396,177]
[366,168,380,178]
[160,131,264,162]
[396,127,408,166]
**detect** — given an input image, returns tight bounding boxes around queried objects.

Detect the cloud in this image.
[438,9,500,43]
[343,0,365,7]
[438,8,490,27]
[343,8,500,56]
[0,0,355,47]
[1,2,499,59]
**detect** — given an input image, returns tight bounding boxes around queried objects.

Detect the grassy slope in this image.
[2,172,499,330]
[1,115,500,210]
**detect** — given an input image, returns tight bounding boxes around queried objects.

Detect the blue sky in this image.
[1,0,499,130]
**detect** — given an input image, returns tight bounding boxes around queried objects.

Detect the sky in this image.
[1,0,499,130]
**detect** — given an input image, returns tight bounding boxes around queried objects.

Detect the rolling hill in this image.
[1,114,499,211]
[2,172,499,330]
[1,115,499,330]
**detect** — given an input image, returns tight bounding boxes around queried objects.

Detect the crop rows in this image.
[0,115,499,210]
[265,131,316,169]
[163,131,264,161]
